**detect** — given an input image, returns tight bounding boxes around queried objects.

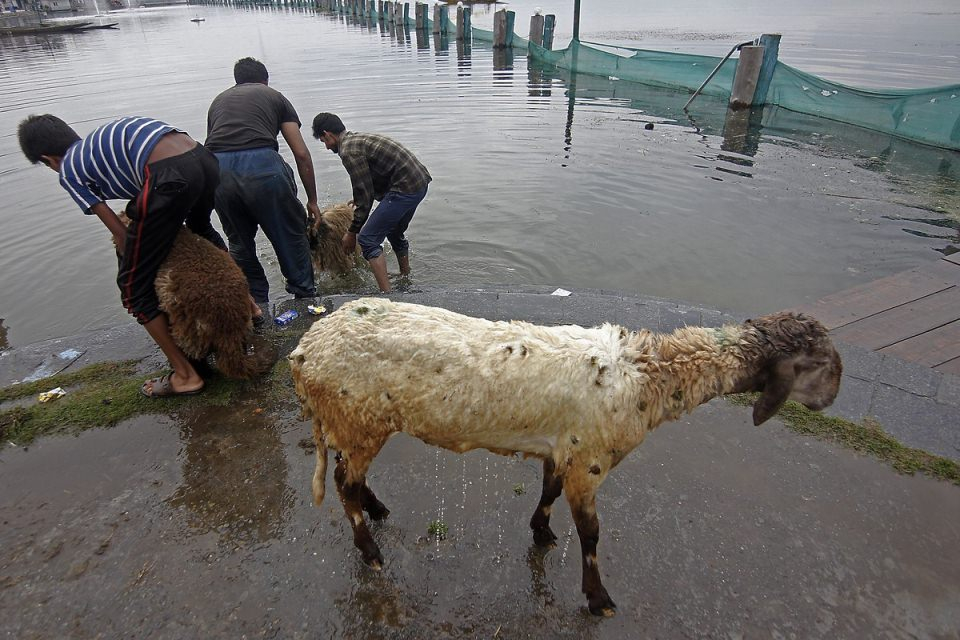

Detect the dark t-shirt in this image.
[204,83,300,153]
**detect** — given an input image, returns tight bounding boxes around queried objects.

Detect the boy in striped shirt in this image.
[17,114,240,398]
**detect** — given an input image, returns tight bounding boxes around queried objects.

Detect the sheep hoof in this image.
[587,594,617,617]
[532,527,558,548]
[361,548,385,571]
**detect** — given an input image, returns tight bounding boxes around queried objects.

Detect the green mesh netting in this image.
[321,3,959,150]
[528,40,960,151]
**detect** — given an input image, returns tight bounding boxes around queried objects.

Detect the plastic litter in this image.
[307,304,327,316]
[38,387,66,403]
[274,309,299,326]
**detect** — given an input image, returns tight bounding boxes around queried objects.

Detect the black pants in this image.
[118,144,226,324]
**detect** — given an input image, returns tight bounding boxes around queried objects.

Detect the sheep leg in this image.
[334,453,384,570]
[359,482,390,520]
[311,420,328,507]
[529,458,563,548]
[566,487,617,617]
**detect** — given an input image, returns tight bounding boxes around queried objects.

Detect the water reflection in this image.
[165,404,293,548]
[0,319,8,351]
[720,105,763,158]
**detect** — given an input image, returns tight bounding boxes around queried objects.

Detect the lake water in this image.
[0,1,958,348]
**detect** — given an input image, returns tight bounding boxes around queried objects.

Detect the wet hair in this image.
[234,57,269,84]
[17,114,81,165]
[312,112,345,138]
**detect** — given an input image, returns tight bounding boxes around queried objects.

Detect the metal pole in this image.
[682,40,754,112]
[572,0,580,40]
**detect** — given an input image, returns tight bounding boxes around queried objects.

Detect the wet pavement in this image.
[2,287,959,639]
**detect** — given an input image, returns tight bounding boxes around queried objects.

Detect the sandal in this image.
[139,373,204,399]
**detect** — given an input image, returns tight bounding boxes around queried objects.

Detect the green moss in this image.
[513,482,526,496]
[1,360,244,447]
[354,305,369,316]
[0,361,134,402]
[727,393,960,485]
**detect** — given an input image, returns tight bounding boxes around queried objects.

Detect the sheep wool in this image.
[307,202,361,274]
[116,212,276,379]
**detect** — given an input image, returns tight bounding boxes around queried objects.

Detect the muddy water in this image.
[1,3,958,350]
[2,400,959,637]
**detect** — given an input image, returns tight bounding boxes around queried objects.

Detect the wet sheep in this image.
[117,212,276,379]
[289,297,842,616]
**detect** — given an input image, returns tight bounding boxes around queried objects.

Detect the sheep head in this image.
[736,312,842,426]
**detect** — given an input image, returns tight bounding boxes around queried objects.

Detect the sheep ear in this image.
[752,360,796,426]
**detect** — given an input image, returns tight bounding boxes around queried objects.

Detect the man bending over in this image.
[312,112,431,293]
[17,114,239,398]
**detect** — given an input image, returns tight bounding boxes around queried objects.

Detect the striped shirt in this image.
[59,117,178,213]
[338,131,431,233]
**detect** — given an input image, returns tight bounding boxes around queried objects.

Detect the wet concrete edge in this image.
[2,285,957,461]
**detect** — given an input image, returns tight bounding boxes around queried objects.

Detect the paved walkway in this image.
[2,285,958,461]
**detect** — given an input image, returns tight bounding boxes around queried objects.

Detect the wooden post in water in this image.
[415,2,426,30]
[543,14,555,50]
[403,2,410,26]
[754,33,781,105]
[432,2,441,33]
[456,4,471,40]
[528,10,544,47]
[439,4,449,35]
[377,0,383,18]
[729,45,765,109]
[493,7,506,48]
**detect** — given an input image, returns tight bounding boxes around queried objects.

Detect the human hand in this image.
[341,232,357,255]
[306,201,321,227]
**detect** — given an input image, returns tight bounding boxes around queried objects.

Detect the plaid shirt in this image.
[338,131,431,233]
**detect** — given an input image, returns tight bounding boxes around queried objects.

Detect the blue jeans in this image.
[214,148,316,303]
[358,187,428,260]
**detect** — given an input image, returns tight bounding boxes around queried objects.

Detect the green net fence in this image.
[529,40,960,151]
[316,2,959,150]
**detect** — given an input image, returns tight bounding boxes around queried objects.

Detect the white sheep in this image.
[288,297,842,616]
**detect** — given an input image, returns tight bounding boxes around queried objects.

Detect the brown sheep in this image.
[118,211,276,379]
[306,202,362,275]
[289,298,842,616]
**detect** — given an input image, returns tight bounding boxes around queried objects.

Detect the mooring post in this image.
[439,3,448,35]
[754,33,781,105]
[543,14,555,50]
[403,2,410,26]
[528,10,544,47]
[432,1,441,33]
[729,45,765,109]
[456,4,471,40]
[493,7,506,48]
[415,2,426,30]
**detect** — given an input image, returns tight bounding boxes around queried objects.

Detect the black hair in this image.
[312,112,345,138]
[234,57,269,84]
[17,114,81,165]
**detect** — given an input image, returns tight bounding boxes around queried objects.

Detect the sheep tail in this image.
[312,423,328,507]
[213,334,278,379]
